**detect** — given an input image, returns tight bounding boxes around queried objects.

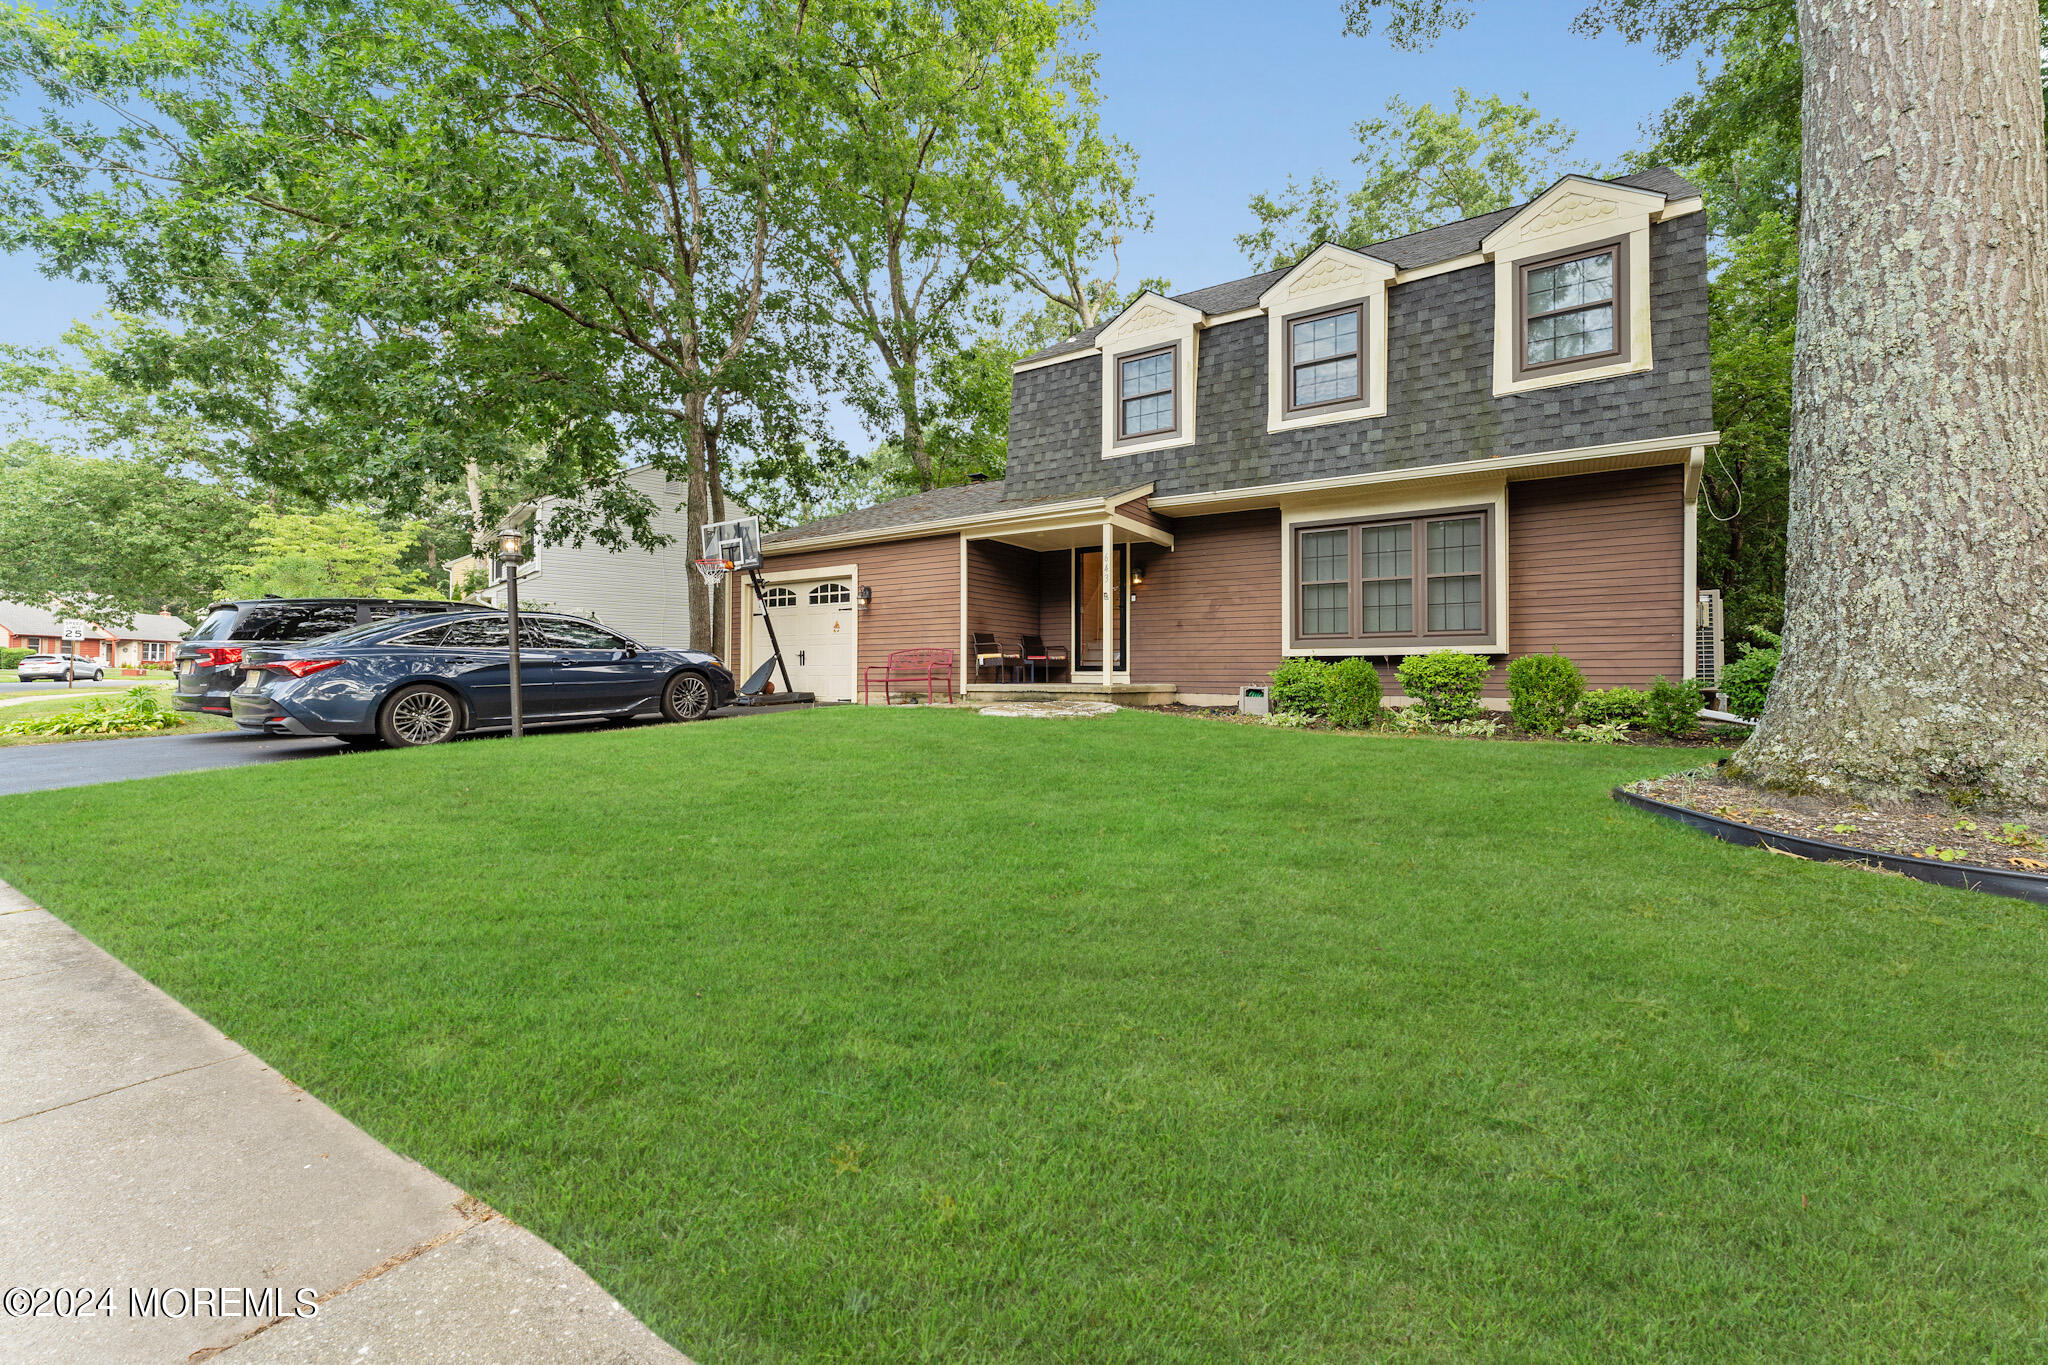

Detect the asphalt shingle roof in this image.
[0,600,191,640]
[1020,168,1701,364]
[763,478,1131,547]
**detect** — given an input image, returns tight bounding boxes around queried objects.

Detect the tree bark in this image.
[1733,0,2048,806]
[705,417,728,664]
[683,403,713,654]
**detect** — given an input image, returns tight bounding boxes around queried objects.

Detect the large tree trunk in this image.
[705,421,728,664]
[1733,0,2048,807]
[684,407,714,655]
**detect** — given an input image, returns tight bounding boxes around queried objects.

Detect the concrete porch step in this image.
[964,682,1177,707]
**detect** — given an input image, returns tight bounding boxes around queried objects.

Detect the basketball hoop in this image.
[694,557,733,588]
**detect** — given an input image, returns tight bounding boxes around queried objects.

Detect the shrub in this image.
[0,647,29,670]
[1577,686,1649,725]
[1386,707,1498,738]
[1259,708,1313,729]
[1269,657,1333,716]
[0,687,183,737]
[1562,720,1631,744]
[1644,675,1706,737]
[1506,652,1585,735]
[1325,658,1383,728]
[1395,652,1490,724]
[1719,646,1777,719]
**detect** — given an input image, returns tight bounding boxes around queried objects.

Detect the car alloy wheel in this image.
[383,686,460,746]
[91,670,103,681]
[663,671,713,722]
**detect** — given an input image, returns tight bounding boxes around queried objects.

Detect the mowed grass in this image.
[1,706,2044,1361]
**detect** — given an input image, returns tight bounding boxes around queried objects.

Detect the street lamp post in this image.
[497,525,527,738]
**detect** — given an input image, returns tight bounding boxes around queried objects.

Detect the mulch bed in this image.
[1628,767,2048,877]
[1158,704,1747,748]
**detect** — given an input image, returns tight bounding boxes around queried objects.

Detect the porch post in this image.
[1101,521,1115,690]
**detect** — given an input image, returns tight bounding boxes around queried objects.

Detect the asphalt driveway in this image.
[0,705,809,797]
[0,730,341,796]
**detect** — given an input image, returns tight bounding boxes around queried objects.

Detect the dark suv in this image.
[174,598,469,716]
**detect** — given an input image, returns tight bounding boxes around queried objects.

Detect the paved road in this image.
[0,704,810,798]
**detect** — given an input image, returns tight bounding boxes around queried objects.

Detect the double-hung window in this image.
[1117,345,1177,441]
[1517,239,1626,376]
[1286,303,1364,412]
[1292,509,1492,648]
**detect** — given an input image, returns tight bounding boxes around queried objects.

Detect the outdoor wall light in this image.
[1131,563,1146,586]
[859,585,873,612]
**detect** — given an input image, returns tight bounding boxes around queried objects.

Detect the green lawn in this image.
[0,707,2042,1361]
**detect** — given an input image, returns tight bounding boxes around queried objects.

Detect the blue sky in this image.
[1090,0,1696,297]
[0,2,1698,377]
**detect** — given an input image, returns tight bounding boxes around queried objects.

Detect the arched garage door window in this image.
[761,586,797,608]
[809,582,852,605]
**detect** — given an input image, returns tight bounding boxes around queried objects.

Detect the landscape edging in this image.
[1610,787,2048,906]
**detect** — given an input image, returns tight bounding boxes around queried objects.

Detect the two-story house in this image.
[732,169,1717,706]
[452,464,734,648]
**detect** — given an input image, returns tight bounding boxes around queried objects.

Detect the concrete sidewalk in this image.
[0,878,691,1364]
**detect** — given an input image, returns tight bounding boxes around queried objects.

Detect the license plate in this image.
[244,669,264,688]
[178,661,193,676]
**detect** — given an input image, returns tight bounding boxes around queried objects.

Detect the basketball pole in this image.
[748,566,799,695]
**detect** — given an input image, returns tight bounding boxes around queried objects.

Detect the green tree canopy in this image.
[1238,88,1578,270]
[223,508,432,600]
[0,442,257,623]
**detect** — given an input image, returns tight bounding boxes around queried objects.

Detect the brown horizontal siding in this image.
[1129,509,1284,694]
[966,540,1040,663]
[1111,493,1171,533]
[743,535,962,694]
[1037,550,1071,654]
[1507,465,1685,689]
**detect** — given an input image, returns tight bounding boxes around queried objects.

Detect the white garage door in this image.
[751,579,855,701]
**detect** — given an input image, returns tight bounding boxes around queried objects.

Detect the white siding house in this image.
[454,466,728,648]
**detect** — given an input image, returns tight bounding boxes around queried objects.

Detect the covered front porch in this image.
[960,485,1176,694]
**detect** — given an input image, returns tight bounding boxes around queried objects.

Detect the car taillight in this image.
[263,659,345,678]
[196,647,243,667]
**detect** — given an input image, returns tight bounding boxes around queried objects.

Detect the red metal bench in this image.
[863,648,955,705]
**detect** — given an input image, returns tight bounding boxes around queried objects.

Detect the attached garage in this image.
[748,574,856,702]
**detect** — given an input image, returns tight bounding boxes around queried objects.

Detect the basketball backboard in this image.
[700,516,762,570]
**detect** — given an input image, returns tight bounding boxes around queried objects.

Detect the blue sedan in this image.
[228,610,735,746]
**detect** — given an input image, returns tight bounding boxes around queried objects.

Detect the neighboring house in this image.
[734,169,1719,706]
[450,465,730,648]
[0,601,191,667]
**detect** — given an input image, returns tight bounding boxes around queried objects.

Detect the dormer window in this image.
[1519,240,1624,376]
[1287,303,1364,412]
[1259,245,1393,433]
[1118,345,1178,441]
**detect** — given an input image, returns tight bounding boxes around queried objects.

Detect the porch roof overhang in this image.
[764,483,1175,555]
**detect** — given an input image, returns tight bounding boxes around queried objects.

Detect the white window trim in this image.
[1257,244,1395,434]
[1277,480,1510,658]
[1484,177,1666,398]
[1096,292,1203,461]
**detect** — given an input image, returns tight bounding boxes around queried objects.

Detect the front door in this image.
[1073,545,1128,674]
